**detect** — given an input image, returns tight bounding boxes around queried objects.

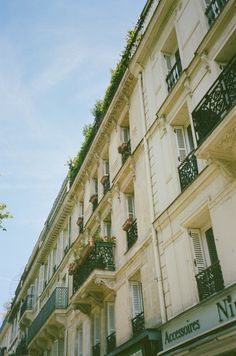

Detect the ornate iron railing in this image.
[20,295,34,319]
[132,312,145,336]
[107,332,116,353]
[178,151,198,191]
[196,261,224,301]
[28,287,68,344]
[205,0,228,26]
[192,55,236,145]
[92,342,100,356]
[166,59,182,92]
[122,140,131,165]
[73,241,115,294]
[15,337,27,356]
[127,219,138,250]
[103,176,110,195]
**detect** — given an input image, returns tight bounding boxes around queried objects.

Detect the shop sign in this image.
[161,286,236,351]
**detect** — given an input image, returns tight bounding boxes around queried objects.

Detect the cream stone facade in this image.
[0,0,236,355]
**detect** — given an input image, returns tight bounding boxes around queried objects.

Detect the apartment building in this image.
[0,0,235,355]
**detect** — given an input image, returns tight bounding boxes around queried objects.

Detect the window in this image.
[121,127,130,143]
[107,303,115,336]
[174,125,194,163]
[189,227,219,273]
[93,314,101,346]
[38,264,45,295]
[103,160,109,176]
[93,178,98,195]
[130,281,143,318]
[190,227,224,300]
[104,222,111,238]
[79,202,84,218]
[76,328,83,356]
[127,195,135,220]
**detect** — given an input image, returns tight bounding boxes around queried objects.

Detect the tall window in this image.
[174,125,194,163]
[121,127,130,143]
[76,328,83,356]
[190,227,219,273]
[130,281,143,318]
[93,314,101,346]
[107,303,115,336]
[126,195,135,220]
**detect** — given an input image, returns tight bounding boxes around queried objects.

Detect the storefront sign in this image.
[161,286,236,352]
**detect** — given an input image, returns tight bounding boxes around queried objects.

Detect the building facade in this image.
[0,0,235,355]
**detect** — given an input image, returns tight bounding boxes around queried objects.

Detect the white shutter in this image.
[121,127,130,143]
[164,54,172,71]
[77,328,83,356]
[189,229,206,274]
[104,222,111,238]
[103,160,109,175]
[94,314,100,345]
[79,202,84,217]
[127,195,135,219]
[38,264,45,295]
[52,340,59,356]
[131,282,143,317]
[58,339,64,356]
[107,303,115,335]
[68,217,71,247]
[174,127,188,163]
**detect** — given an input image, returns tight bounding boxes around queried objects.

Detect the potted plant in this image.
[118,142,129,154]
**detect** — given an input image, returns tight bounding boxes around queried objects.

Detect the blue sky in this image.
[0,0,146,321]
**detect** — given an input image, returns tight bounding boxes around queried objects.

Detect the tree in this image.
[0,203,12,231]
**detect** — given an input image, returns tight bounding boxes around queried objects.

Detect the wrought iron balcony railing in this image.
[196,261,224,301]
[166,59,182,92]
[192,55,236,145]
[73,241,115,294]
[15,337,27,356]
[178,151,198,191]
[121,140,131,165]
[92,342,100,356]
[106,332,116,353]
[103,176,110,195]
[132,311,145,336]
[28,287,68,344]
[205,0,228,26]
[127,219,138,250]
[20,295,34,319]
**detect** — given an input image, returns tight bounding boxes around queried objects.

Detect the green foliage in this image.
[68,25,143,185]
[0,203,12,231]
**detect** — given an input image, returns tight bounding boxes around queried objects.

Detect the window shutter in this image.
[58,339,64,356]
[205,228,218,265]
[131,282,143,317]
[187,125,194,152]
[164,54,172,72]
[77,328,83,356]
[68,217,71,247]
[107,303,115,335]
[189,229,206,273]
[104,222,111,238]
[127,195,135,219]
[52,339,59,356]
[103,160,109,175]
[38,264,45,295]
[174,127,188,162]
[121,127,130,143]
[94,314,100,345]
[79,202,84,217]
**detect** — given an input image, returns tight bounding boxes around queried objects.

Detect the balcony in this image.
[178,151,199,191]
[205,0,229,27]
[19,295,34,325]
[118,140,131,165]
[192,56,236,146]
[126,219,138,250]
[196,261,224,301]
[92,342,100,356]
[166,59,182,92]
[15,337,27,356]
[27,287,68,344]
[73,241,115,294]
[132,312,145,337]
[107,332,116,353]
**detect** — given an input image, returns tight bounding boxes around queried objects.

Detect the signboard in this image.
[161,285,236,352]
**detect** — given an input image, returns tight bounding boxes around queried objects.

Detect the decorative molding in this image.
[200,50,211,73]
[95,278,116,291]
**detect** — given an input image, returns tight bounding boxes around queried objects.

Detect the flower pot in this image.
[100,175,109,184]
[89,194,98,204]
[118,142,128,154]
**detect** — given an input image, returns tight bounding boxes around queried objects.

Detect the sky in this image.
[0,0,146,322]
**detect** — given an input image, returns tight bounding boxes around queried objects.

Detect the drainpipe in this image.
[138,71,167,324]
